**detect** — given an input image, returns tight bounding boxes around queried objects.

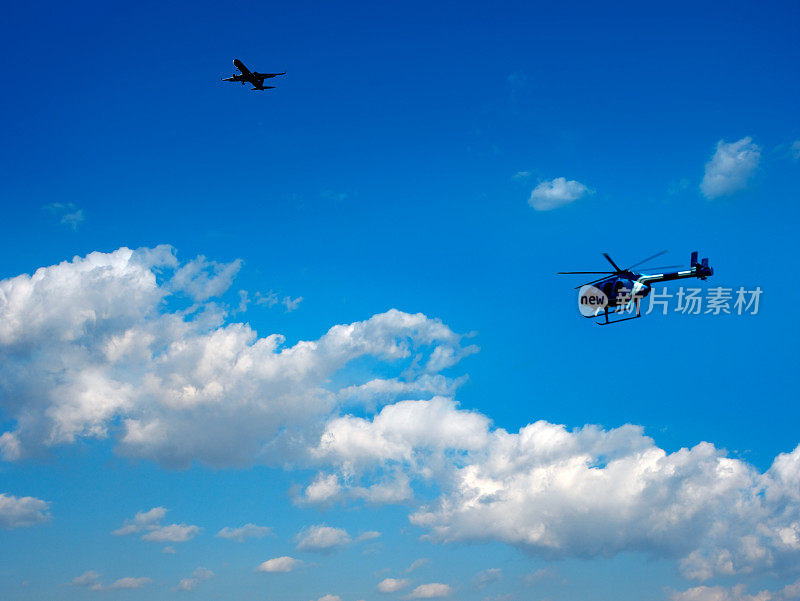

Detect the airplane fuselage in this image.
[233,59,253,82]
[222,59,283,91]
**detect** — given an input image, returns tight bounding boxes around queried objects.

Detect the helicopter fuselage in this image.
[583,261,714,311]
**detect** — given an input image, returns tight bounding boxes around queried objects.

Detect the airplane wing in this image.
[222,74,246,82]
[251,85,276,91]
[253,72,286,79]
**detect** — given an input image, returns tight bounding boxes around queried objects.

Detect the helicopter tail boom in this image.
[639,251,713,284]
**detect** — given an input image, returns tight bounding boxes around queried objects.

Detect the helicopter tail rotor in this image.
[691,251,714,279]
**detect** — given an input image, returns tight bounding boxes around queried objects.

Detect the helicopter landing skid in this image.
[595,301,641,326]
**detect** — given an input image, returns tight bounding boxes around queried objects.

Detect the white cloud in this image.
[257,556,304,573]
[0,493,50,529]
[113,507,199,543]
[177,567,213,591]
[170,255,243,302]
[107,577,152,590]
[528,177,591,210]
[315,595,342,601]
[5,246,800,586]
[61,209,85,230]
[0,247,472,468]
[142,523,200,542]
[671,583,775,601]
[304,393,800,581]
[71,571,151,591]
[405,559,429,573]
[71,571,101,586]
[216,523,271,542]
[283,295,304,312]
[255,290,279,307]
[408,583,453,598]
[296,525,351,553]
[43,202,85,230]
[473,568,502,589]
[378,577,410,592]
[356,530,382,542]
[700,137,761,199]
[336,374,466,411]
[409,419,800,581]
[300,473,344,505]
[313,397,489,471]
[112,506,166,535]
[298,397,488,506]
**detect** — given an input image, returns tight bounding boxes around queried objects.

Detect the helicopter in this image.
[558,250,714,325]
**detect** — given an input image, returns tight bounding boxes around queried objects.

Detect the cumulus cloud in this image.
[378,578,410,592]
[107,577,152,590]
[408,420,800,581]
[356,530,382,542]
[257,556,304,573]
[216,523,271,542]
[408,583,453,598]
[4,246,800,588]
[671,583,780,601]
[296,397,488,506]
[170,255,243,302]
[71,571,101,587]
[142,523,200,542]
[336,375,467,411]
[0,493,50,528]
[700,137,761,199]
[296,525,351,553]
[112,506,166,535]
[302,395,800,582]
[74,573,151,591]
[177,567,213,591]
[0,246,473,468]
[314,397,489,471]
[528,177,591,211]
[113,507,199,543]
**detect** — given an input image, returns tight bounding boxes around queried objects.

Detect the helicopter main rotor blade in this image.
[602,253,623,272]
[635,264,683,272]
[557,271,615,275]
[625,250,668,270]
[573,275,614,289]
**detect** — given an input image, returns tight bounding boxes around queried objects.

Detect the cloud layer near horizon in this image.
[2,247,799,583]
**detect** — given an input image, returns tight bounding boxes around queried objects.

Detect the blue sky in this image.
[1,1,800,600]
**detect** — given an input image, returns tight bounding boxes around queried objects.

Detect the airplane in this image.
[558,250,714,325]
[221,59,285,91]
